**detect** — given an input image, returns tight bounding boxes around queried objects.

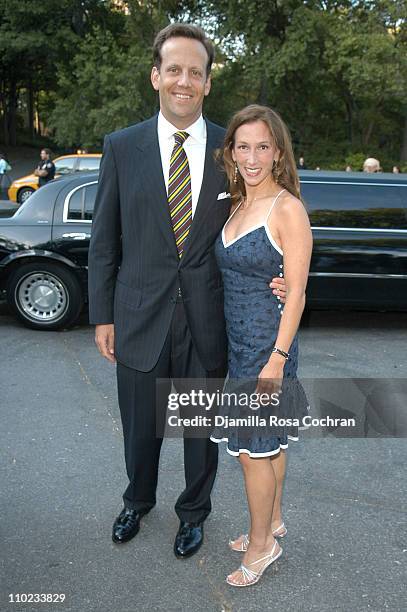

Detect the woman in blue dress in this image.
[210,105,312,587]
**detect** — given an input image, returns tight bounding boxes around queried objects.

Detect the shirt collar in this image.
[158,110,206,144]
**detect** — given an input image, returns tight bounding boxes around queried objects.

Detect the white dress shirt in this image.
[157,111,207,217]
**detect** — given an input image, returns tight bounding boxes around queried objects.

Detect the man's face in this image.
[40,150,48,160]
[151,36,211,128]
[364,164,378,173]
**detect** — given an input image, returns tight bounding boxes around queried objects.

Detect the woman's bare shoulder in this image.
[279,189,303,207]
[275,190,307,219]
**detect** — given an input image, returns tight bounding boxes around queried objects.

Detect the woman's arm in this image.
[271,193,313,354]
[257,193,312,391]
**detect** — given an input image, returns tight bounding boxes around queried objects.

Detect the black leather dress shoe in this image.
[112,507,144,543]
[174,521,204,558]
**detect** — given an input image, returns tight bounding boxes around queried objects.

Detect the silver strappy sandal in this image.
[226,540,283,587]
[229,522,287,552]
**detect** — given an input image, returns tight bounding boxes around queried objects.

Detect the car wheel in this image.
[18,187,35,204]
[6,262,83,330]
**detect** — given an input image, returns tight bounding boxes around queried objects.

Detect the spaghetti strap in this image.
[227,199,244,223]
[222,199,244,235]
[265,188,286,222]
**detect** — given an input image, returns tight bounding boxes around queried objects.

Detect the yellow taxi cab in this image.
[8,153,102,204]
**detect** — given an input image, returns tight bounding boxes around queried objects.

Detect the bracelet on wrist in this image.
[272,347,290,360]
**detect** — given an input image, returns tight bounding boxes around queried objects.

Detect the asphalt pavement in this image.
[1,306,406,612]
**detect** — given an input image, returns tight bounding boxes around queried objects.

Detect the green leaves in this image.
[1,0,406,164]
[48,26,152,147]
[204,0,407,166]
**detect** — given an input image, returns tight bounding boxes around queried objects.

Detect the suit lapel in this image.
[179,119,223,263]
[138,114,178,256]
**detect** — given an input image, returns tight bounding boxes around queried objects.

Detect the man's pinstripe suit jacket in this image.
[88,113,231,372]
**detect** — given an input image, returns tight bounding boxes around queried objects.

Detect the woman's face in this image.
[232,120,279,187]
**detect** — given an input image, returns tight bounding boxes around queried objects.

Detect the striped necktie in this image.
[168,131,192,258]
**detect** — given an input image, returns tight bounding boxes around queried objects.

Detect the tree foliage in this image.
[1,0,406,167]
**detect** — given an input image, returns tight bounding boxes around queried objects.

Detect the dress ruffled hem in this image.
[210,373,310,457]
[210,434,300,457]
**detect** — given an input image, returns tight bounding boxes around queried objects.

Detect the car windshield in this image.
[77,157,101,171]
[54,158,76,174]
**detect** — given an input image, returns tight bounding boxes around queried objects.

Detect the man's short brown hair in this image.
[153,23,214,77]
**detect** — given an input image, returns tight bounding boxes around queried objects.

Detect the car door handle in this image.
[61,232,91,240]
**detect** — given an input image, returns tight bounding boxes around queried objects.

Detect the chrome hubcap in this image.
[16,272,68,322]
[20,190,33,203]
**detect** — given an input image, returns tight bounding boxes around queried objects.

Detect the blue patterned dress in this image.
[210,189,309,457]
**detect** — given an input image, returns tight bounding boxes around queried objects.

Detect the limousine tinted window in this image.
[67,182,97,221]
[301,182,407,229]
[84,183,97,220]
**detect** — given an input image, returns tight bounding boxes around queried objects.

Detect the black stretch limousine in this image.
[0,170,406,330]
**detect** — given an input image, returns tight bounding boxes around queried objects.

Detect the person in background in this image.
[297,155,307,169]
[0,152,10,175]
[0,152,12,196]
[392,165,400,174]
[363,157,381,173]
[345,165,352,172]
[34,149,56,187]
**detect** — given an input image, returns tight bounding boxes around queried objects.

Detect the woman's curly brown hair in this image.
[218,104,302,207]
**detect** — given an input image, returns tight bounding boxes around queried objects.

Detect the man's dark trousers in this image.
[116,299,226,523]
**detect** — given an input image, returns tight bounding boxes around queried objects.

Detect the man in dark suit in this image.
[88,23,286,558]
